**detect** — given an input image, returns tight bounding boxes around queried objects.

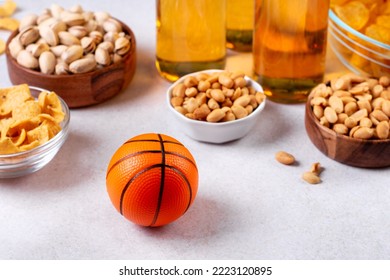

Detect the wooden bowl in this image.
[305,94,390,168]
[5,21,136,108]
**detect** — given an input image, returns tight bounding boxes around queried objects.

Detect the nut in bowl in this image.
[0,85,70,178]
[167,70,266,143]
[305,73,390,168]
[328,2,390,77]
[5,4,136,108]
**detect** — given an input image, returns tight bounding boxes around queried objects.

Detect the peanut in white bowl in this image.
[166,70,266,143]
[0,86,70,178]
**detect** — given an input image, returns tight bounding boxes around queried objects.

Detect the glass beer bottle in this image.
[253,0,329,103]
[156,0,226,82]
[226,0,254,52]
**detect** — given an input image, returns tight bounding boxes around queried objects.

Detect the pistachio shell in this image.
[39,51,56,74]
[58,31,80,46]
[50,45,68,57]
[103,18,122,33]
[19,26,40,46]
[69,57,96,73]
[19,14,38,32]
[114,37,130,56]
[68,25,88,39]
[81,37,96,54]
[8,37,24,59]
[27,42,50,57]
[39,25,59,46]
[61,45,83,64]
[61,11,86,26]
[95,47,111,66]
[55,61,70,75]
[16,50,39,69]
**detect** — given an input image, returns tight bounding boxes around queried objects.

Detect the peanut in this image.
[302,172,321,184]
[310,74,390,140]
[275,151,295,165]
[170,71,265,123]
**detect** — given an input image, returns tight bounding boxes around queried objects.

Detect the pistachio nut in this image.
[50,3,64,19]
[8,37,24,59]
[114,37,130,56]
[50,45,68,57]
[19,26,40,46]
[103,18,122,33]
[61,11,86,27]
[97,41,114,53]
[39,25,59,46]
[69,57,97,73]
[16,50,39,69]
[68,25,88,39]
[94,11,110,24]
[39,51,56,74]
[19,14,38,32]
[95,47,111,66]
[61,45,84,64]
[55,61,70,75]
[26,42,50,57]
[81,37,96,54]
[58,31,80,46]
[89,30,103,44]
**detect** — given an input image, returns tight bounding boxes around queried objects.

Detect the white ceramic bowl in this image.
[0,86,70,178]
[166,70,266,143]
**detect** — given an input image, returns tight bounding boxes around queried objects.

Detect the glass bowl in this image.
[328,9,390,77]
[0,86,70,178]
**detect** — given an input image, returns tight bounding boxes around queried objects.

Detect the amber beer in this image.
[156,0,226,82]
[253,0,329,103]
[226,0,254,52]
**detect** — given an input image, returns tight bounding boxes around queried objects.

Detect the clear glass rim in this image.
[328,9,390,51]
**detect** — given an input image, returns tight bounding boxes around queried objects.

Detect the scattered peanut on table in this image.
[170,71,266,123]
[310,73,390,140]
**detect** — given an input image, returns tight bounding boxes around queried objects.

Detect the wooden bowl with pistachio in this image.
[305,73,390,168]
[5,4,136,108]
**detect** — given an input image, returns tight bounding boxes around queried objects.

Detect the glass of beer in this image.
[226,0,254,52]
[156,0,226,82]
[253,0,329,103]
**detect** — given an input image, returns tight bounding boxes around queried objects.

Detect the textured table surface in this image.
[0,0,389,260]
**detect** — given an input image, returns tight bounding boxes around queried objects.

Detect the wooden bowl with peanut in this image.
[5,5,136,108]
[305,73,390,168]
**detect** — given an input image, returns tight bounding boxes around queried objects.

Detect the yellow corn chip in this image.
[7,118,40,137]
[0,39,5,55]
[0,84,34,116]
[365,24,390,45]
[0,0,17,17]
[19,140,40,152]
[376,15,390,29]
[12,100,41,121]
[0,17,19,31]
[0,138,19,154]
[11,128,26,146]
[42,119,62,139]
[26,124,49,145]
[335,1,370,31]
[38,91,65,123]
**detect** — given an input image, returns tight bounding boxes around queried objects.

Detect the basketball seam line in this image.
[118,164,192,220]
[149,134,166,226]
[106,150,197,179]
[124,139,184,146]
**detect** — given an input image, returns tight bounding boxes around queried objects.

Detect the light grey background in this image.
[0,0,389,260]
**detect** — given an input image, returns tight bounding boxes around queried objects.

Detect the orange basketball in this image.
[106,133,198,227]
